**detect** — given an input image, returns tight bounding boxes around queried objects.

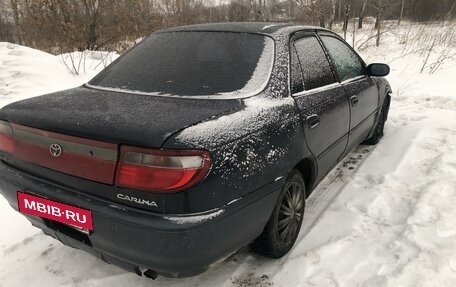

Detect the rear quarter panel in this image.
[163,95,312,213]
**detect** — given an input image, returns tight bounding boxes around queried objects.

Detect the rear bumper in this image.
[0,161,280,277]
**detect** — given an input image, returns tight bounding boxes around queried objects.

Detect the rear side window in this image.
[293,36,336,91]
[320,36,365,82]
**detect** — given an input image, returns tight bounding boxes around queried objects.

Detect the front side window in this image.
[293,36,336,91]
[89,32,274,97]
[320,36,365,82]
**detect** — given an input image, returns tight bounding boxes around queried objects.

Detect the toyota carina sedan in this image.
[0,22,391,278]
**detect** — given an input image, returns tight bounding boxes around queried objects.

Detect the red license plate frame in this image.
[17,192,93,231]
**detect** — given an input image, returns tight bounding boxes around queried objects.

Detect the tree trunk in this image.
[289,0,295,19]
[445,0,456,20]
[9,0,22,44]
[338,0,342,22]
[310,0,316,26]
[375,1,380,29]
[250,0,256,20]
[319,16,325,27]
[176,0,181,14]
[343,0,352,40]
[398,0,405,25]
[376,0,383,47]
[352,10,356,47]
[81,0,100,50]
[329,0,337,30]
[358,0,367,29]
[319,1,325,28]
[261,0,267,21]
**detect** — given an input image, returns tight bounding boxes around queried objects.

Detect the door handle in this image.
[306,114,320,129]
[350,95,359,106]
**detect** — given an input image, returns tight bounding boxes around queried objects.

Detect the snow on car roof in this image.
[156,22,331,36]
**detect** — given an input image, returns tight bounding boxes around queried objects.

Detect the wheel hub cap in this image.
[277,181,304,244]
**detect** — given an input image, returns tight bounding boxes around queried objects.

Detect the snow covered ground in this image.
[1,22,456,286]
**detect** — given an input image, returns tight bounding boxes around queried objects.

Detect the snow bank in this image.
[1,21,456,286]
[0,42,117,107]
[58,50,118,76]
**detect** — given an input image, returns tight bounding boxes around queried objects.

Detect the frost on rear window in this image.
[88,32,274,98]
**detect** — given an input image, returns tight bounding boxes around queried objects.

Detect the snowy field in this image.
[1,22,456,286]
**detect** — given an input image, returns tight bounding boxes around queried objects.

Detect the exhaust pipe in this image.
[143,269,158,280]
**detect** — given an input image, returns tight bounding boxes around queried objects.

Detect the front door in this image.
[319,34,380,153]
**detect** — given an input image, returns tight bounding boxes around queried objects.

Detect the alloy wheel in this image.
[277,181,304,244]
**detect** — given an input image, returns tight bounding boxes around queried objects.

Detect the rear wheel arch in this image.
[293,157,316,197]
[250,168,306,258]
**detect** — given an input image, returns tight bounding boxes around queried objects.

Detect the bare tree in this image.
[318,0,326,27]
[5,0,456,55]
[375,0,387,47]
[309,0,317,25]
[288,0,295,19]
[328,0,337,29]
[81,0,101,50]
[295,0,330,27]
[352,10,356,46]
[251,0,267,21]
[0,2,15,42]
[338,0,342,21]
[358,0,367,29]
[398,0,406,24]
[228,1,250,21]
[444,0,456,20]
[343,0,352,40]
[9,0,22,44]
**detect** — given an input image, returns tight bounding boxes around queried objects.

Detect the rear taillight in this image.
[116,146,211,193]
[0,121,14,153]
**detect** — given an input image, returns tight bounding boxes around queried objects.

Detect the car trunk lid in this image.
[0,86,242,147]
[0,86,242,186]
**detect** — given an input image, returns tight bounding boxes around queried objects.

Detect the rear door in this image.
[319,33,380,153]
[291,33,350,182]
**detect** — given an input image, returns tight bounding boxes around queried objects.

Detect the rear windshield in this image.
[88,32,274,98]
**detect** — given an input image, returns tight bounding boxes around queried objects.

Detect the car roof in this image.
[156,22,332,36]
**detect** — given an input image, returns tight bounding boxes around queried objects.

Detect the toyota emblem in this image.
[49,143,62,157]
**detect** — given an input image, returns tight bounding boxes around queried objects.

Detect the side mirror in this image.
[366,63,390,77]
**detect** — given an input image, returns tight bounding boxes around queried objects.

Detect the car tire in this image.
[363,96,390,145]
[250,170,306,258]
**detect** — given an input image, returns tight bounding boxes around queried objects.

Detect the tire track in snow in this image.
[2,233,41,256]
[300,145,374,238]
[328,114,456,286]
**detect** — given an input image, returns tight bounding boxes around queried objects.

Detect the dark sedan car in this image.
[0,23,391,278]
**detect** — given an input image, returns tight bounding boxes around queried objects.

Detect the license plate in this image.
[17,192,93,231]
